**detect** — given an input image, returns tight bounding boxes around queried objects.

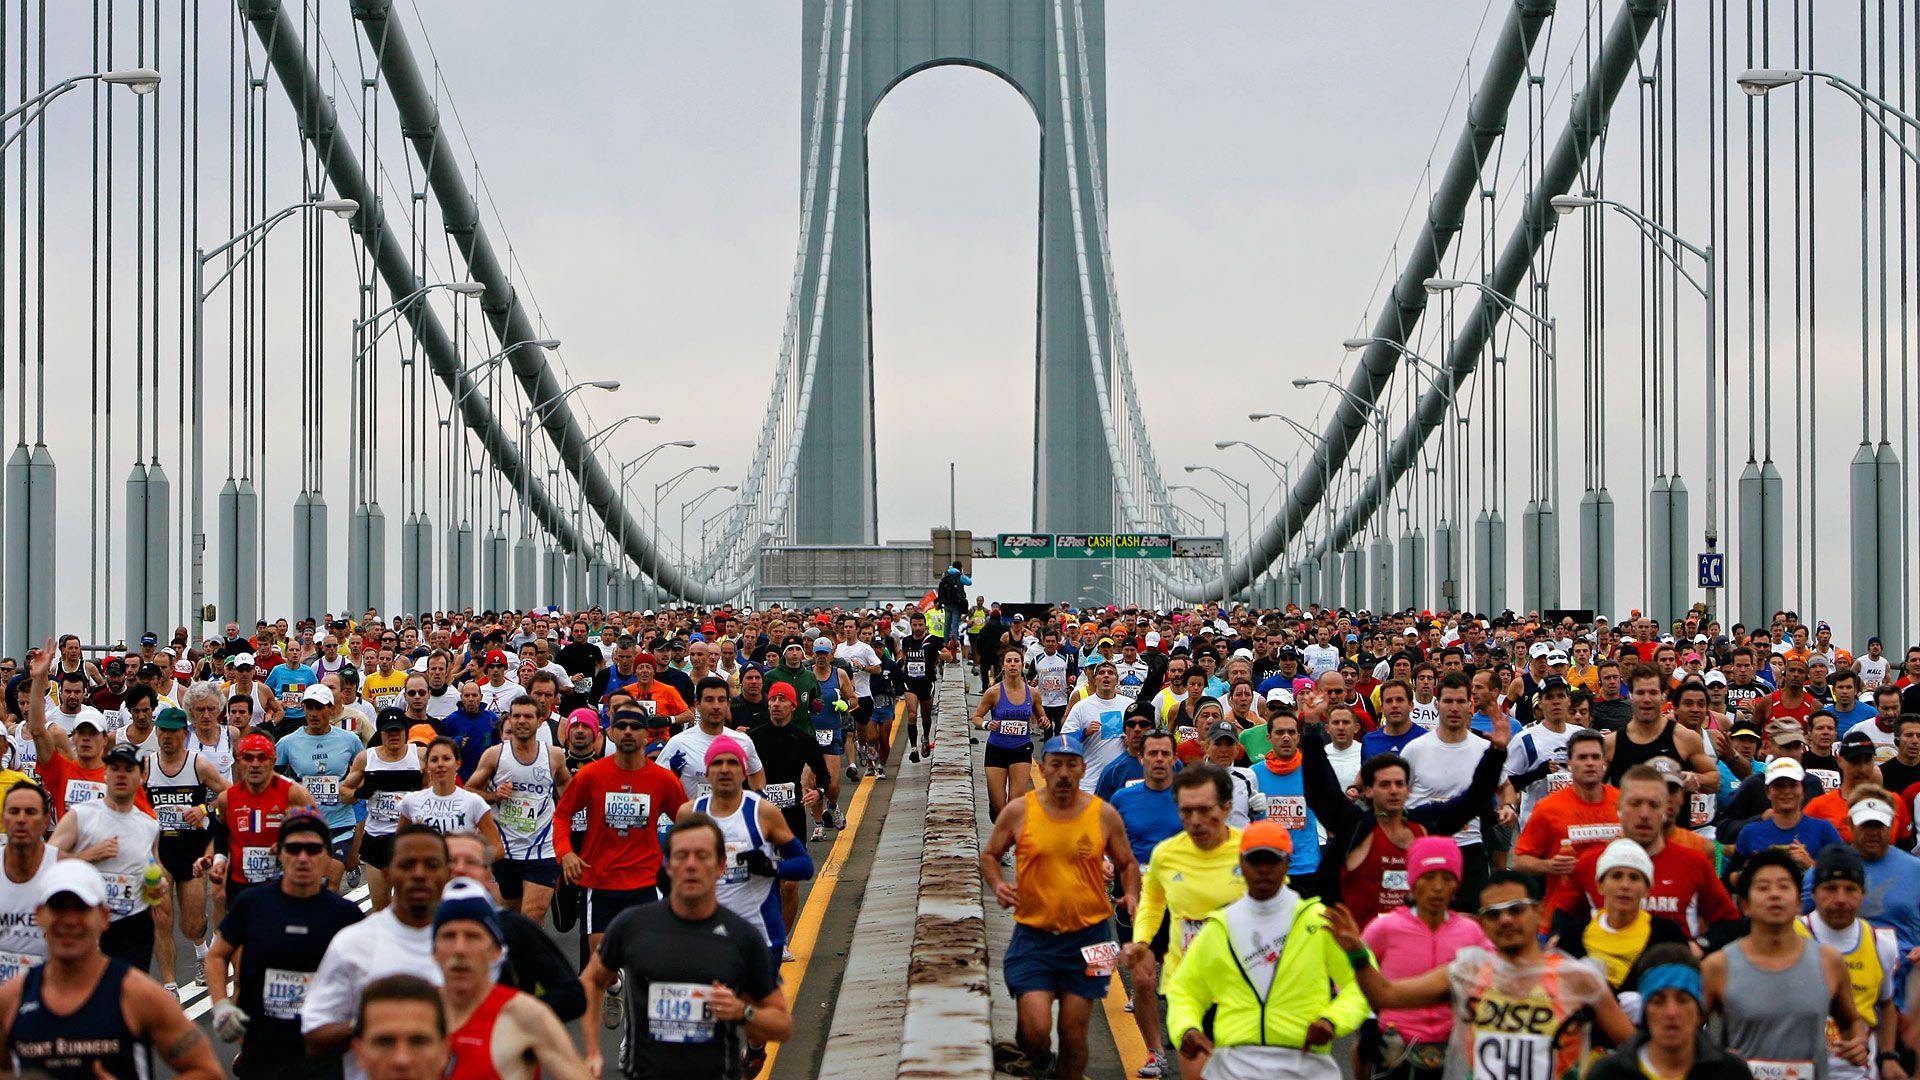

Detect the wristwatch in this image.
[742,1003,756,1027]
[1877,1051,1899,1065]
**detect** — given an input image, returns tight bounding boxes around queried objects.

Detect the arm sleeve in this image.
[1297,724,1361,836]
[505,914,586,1023]
[1133,854,1168,946]
[1319,919,1373,1037]
[300,938,360,1033]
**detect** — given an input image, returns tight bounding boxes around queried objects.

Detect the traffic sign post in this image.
[1054,534,1113,559]
[996,533,1054,559]
[1697,552,1725,591]
[1112,533,1172,559]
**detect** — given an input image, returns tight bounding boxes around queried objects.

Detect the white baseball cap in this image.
[1850,798,1897,828]
[1765,757,1806,785]
[1528,642,1551,659]
[38,860,106,907]
[1596,838,1654,883]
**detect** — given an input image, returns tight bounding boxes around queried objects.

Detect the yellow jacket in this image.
[1165,893,1370,1053]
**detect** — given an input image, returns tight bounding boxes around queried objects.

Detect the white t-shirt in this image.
[1402,730,1492,846]
[1506,723,1576,827]
[480,679,526,714]
[1033,652,1076,708]
[1059,694,1128,793]
[1859,655,1891,688]
[1301,644,1340,677]
[304,909,440,1080]
[658,727,764,801]
[1114,661,1150,701]
[1325,742,1363,793]
[835,641,882,700]
[48,705,111,736]
[397,787,493,835]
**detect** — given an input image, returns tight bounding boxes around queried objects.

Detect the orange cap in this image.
[1239,819,1294,856]
[407,723,438,745]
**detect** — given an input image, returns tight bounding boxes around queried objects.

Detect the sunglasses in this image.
[608,720,644,731]
[281,842,325,857]
[239,753,273,763]
[1123,719,1153,729]
[1478,897,1538,919]
[404,689,429,696]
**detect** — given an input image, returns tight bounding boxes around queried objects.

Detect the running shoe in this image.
[908,748,920,763]
[603,976,624,1030]
[742,1043,769,1079]
[875,764,887,779]
[193,956,205,986]
[925,738,936,756]
[811,823,826,842]
[845,762,860,782]
[1137,1051,1167,1078]
[832,807,847,830]
[781,946,796,963]
[163,983,179,1000]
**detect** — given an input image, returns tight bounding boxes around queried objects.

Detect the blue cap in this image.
[1040,735,1084,757]
[689,633,706,643]
[645,739,667,757]
[432,878,504,945]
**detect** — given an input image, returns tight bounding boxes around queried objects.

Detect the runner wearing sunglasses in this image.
[197,732,319,907]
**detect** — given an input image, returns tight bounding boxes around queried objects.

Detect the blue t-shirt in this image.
[1248,760,1320,876]
[443,708,500,781]
[1095,754,1144,803]
[1735,813,1845,861]
[1832,702,1879,735]
[1471,712,1522,738]
[1110,782,1181,870]
[274,727,367,831]
[1361,726,1426,760]
[265,664,312,722]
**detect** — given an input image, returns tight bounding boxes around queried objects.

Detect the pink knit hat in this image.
[1406,836,1463,882]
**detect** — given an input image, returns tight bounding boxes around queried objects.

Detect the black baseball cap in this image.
[1813,845,1867,888]
[102,743,143,769]
[1839,730,1878,762]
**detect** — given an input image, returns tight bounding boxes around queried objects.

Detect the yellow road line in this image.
[761,702,901,1077]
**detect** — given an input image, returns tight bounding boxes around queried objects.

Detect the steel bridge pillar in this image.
[513,535,538,611]
[5,446,53,660]
[219,479,261,629]
[1758,462,1783,623]
[1473,511,1507,615]
[794,0,1118,602]
[1851,445,1905,649]
[402,514,433,620]
[1736,463,1762,627]
[484,530,509,613]
[542,545,565,610]
[1521,500,1558,616]
[292,491,328,622]
[1400,529,1426,612]
[1432,520,1459,613]
[1369,536,1392,613]
[350,503,387,617]
[450,524,476,613]
[1342,548,1365,611]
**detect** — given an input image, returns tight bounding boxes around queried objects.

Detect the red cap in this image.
[767,683,798,705]
[633,652,657,669]
[238,732,275,757]
[484,650,509,666]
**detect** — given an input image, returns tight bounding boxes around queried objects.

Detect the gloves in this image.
[1248,791,1270,819]
[832,699,850,713]
[739,849,779,878]
[211,1000,249,1042]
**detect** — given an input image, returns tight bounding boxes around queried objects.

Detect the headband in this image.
[1638,963,1702,1005]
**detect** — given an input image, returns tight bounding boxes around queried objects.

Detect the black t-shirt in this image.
[898,637,940,689]
[1726,681,1768,716]
[730,695,769,732]
[655,667,697,708]
[1882,757,1920,803]
[747,720,830,794]
[1901,684,1920,719]
[218,884,365,1060]
[599,899,778,1080]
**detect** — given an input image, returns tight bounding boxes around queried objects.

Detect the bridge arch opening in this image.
[867,64,1039,602]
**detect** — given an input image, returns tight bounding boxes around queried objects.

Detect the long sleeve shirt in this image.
[551,757,686,891]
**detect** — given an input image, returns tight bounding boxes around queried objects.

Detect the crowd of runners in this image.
[0,590,1917,1080]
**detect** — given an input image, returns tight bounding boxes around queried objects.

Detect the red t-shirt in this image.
[40,754,155,822]
[553,756,687,891]
[227,775,296,884]
[1553,835,1738,937]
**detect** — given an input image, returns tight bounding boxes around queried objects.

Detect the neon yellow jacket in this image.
[1165,893,1371,1053]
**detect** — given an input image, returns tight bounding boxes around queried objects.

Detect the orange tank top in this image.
[1014,790,1113,933]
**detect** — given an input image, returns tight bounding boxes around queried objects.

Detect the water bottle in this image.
[141,858,165,906]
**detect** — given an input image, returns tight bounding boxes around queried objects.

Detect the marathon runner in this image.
[980,736,1140,1080]
[579,813,793,1080]
[465,695,571,922]
[48,742,163,978]
[341,707,428,910]
[205,809,365,1079]
[974,645,1037,823]
[0,859,222,1080]
[661,678,766,798]
[431,878,590,1080]
[398,737,504,861]
[273,684,364,888]
[834,613,884,747]
[744,675,828,864]
[145,705,229,982]
[201,732,319,907]
[1059,661,1127,792]
[897,612,940,767]
[0,782,58,985]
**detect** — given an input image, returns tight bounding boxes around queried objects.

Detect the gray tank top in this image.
[1723,935,1831,1080]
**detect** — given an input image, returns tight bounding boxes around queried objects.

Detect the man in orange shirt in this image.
[1512,729,1620,911]
[622,652,691,736]
[1804,732,1911,842]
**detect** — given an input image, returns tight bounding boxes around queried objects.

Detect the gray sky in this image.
[21,1,1906,637]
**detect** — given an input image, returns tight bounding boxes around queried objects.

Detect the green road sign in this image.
[996,533,1054,559]
[1053,533,1113,559]
[1113,533,1173,559]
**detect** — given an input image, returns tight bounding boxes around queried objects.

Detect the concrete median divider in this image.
[897,669,993,1078]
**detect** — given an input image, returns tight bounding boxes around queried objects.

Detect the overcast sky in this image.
[20,1,1907,638]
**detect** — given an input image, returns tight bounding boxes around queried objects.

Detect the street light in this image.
[655,466,721,551]
[1,68,160,152]
[1738,68,1920,163]
[680,484,739,572]
[1551,192,1718,557]
[582,414,664,454]
[1248,413,1330,449]
[191,194,360,635]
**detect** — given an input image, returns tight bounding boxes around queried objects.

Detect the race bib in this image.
[646,981,715,1044]
[603,791,651,831]
[498,792,542,833]
[304,775,341,808]
[1688,792,1715,828]
[1546,771,1573,793]
[262,967,312,1021]
[1269,796,1308,831]
[279,690,301,708]
[64,780,106,810]
[638,699,657,717]
[1469,1026,1553,1080]
[0,949,39,983]
[997,719,1029,738]
[814,727,838,748]
[571,808,588,834]
[1079,941,1119,977]
[369,791,402,826]
[1041,673,1065,694]
[154,804,189,832]
[241,847,278,882]
[722,840,751,884]
[102,873,139,917]
[763,783,796,809]
[1180,917,1208,953]
[1744,1062,1815,1080]
[1177,726,1197,745]
[1381,869,1409,893]
[906,661,927,679]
